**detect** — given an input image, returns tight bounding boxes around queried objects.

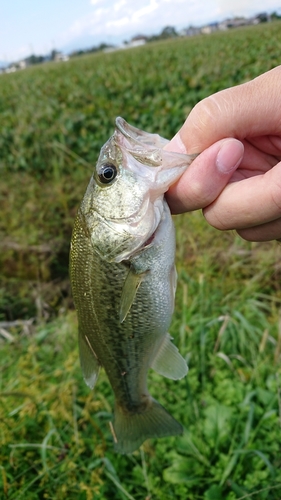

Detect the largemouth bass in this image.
[70,117,195,454]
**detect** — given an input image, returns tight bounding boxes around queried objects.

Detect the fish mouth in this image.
[115,116,169,151]
[142,230,156,248]
[130,212,162,257]
[94,200,162,263]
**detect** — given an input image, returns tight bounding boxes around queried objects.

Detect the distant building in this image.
[131,35,147,44]
[18,60,27,70]
[105,35,147,53]
[220,17,248,29]
[123,35,147,49]
[179,26,201,37]
[129,39,146,48]
[5,65,17,73]
[201,22,219,34]
[54,52,69,62]
[218,15,269,30]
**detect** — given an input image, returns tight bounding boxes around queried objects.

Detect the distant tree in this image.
[159,26,178,38]
[69,50,85,58]
[271,11,281,19]
[256,12,269,23]
[94,43,114,51]
[25,54,44,65]
[69,43,114,58]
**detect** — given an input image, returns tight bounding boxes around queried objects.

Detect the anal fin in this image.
[79,332,100,389]
[151,333,188,380]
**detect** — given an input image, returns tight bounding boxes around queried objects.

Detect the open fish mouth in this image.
[142,229,157,249]
[115,116,169,151]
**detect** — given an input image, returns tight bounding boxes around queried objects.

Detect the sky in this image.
[1,0,280,63]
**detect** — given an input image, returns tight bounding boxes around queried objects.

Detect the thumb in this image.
[165,137,244,213]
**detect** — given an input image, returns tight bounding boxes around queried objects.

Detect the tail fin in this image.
[112,398,183,454]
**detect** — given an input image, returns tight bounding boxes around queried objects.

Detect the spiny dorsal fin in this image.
[151,333,188,380]
[119,269,146,323]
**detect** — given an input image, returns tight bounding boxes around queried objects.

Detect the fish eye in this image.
[97,163,118,185]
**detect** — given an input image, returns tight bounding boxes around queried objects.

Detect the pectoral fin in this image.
[79,332,100,389]
[119,269,146,323]
[151,333,188,380]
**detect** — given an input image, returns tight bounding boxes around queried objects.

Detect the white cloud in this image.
[217,0,280,17]
[106,16,130,28]
[132,0,159,21]
[114,0,127,12]
[105,0,159,26]
[95,7,110,17]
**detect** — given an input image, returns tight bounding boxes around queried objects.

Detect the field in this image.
[1,21,281,499]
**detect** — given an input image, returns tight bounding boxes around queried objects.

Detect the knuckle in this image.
[271,181,281,214]
[187,97,217,133]
[183,88,237,150]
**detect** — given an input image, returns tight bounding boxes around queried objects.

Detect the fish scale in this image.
[70,117,195,453]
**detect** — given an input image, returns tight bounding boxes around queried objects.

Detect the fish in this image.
[69,117,195,454]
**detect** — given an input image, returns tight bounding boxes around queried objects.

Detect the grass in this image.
[1,21,281,499]
[1,214,281,499]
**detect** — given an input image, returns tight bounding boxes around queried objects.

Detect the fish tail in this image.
[112,398,183,454]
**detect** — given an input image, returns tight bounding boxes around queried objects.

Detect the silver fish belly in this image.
[70,117,195,454]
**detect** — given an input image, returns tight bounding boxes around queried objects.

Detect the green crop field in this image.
[1,21,281,499]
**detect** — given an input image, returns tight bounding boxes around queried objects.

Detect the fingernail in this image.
[216,139,244,173]
[164,132,187,153]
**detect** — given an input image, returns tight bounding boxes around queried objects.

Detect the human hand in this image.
[165,66,281,241]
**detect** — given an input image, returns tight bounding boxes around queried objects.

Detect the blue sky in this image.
[1,0,280,62]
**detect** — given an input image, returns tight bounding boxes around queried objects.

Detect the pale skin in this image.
[165,65,281,242]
